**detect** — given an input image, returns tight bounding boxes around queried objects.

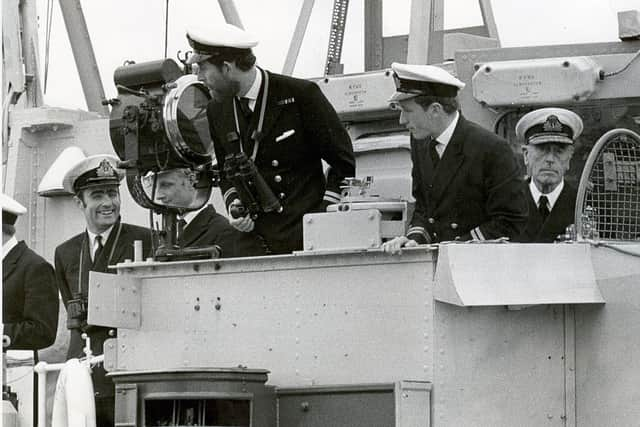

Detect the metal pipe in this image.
[19,0,45,107]
[407,0,431,64]
[33,362,54,427]
[478,0,500,44]
[364,0,383,71]
[282,0,316,75]
[407,0,444,64]
[218,0,244,29]
[58,0,109,115]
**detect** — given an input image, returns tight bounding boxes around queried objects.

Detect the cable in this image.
[601,49,640,79]
[589,240,640,258]
[164,0,170,58]
[43,0,54,93]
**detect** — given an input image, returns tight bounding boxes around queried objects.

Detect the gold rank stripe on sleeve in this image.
[470,226,486,241]
[323,190,341,204]
[223,187,239,206]
[407,226,428,241]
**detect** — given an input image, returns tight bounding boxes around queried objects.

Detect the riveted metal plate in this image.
[88,271,141,329]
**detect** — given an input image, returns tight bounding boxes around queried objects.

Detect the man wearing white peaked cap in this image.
[514,107,583,242]
[382,62,528,253]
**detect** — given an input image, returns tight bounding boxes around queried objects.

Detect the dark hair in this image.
[2,223,15,236]
[75,191,87,205]
[414,95,459,114]
[206,49,256,72]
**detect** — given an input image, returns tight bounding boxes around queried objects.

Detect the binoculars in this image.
[224,151,283,220]
[66,294,88,331]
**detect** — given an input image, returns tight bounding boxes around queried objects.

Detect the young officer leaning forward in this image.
[185,22,355,255]
[54,154,152,427]
[382,63,528,254]
[513,108,583,243]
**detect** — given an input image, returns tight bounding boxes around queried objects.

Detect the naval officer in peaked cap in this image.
[185,22,355,255]
[54,154,152,427]
[2,192,59,427]
[2,192,59,352]
[382,62,528,253]
[514,108,583,243]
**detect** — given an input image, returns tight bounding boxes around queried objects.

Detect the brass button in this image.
[271,160,279,167]
[279,192,286,199]
[451,223,458,229]
[274,175,282,183]
[428,217,435,224]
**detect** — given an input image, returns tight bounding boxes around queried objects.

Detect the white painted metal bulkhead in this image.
[90,248,437,389]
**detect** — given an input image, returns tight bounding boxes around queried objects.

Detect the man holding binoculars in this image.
[186,22,355,255]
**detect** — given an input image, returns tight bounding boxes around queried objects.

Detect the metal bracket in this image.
[88,271,141,329]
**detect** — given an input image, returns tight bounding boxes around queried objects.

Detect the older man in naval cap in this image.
[54,154,152,427]
[382,63,528,253]
[185,22,355,255]
[152,168,265,256]
[514,108,583,243]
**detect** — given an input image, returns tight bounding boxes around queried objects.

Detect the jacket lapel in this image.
[255,70,284,148]
[210,98,243,154]
[430,117,466,204]
[179,205,214,247]
[525,188,544,239]
[2,242,25,281]
[93,220,125,271]
[538,185,571,238]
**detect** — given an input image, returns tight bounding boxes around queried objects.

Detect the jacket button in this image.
[271,160,279,167]
[428,217,435,224]
[451,223,458,229]
[274,175,282,183]
[279,192,286,199]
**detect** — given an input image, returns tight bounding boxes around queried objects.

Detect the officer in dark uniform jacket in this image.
[3,193,59,427]
[54,154,152,427]
[185,23,355,254]
[514,108,582,243]
[2,193,58,351]
[382,63,528,253]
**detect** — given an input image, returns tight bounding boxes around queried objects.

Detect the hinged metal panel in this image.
[114,383,138,427]
[103,337,118,372]
[394,381,431,427]
[434,243,604,306]
[88,271,141,329]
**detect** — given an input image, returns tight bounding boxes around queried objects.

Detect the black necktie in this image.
[238,97,252,119]
[94,235,104,261]
[429,139,440,169]
[177,217,187,234]
[538,195,550,222]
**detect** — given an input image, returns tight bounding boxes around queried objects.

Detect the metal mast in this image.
[58,0,109,115]
[324,0,350,75]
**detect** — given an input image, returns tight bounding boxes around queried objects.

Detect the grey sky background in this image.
[36,0,640,110]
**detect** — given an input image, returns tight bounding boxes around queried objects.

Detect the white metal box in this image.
[472,56,600,106]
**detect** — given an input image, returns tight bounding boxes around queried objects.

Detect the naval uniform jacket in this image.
[515,181,577,243]
[407,115,528,243]
[3,241,59,352]
[178,204,265,257]
[207,68,355,254]
[54,219,151,397]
